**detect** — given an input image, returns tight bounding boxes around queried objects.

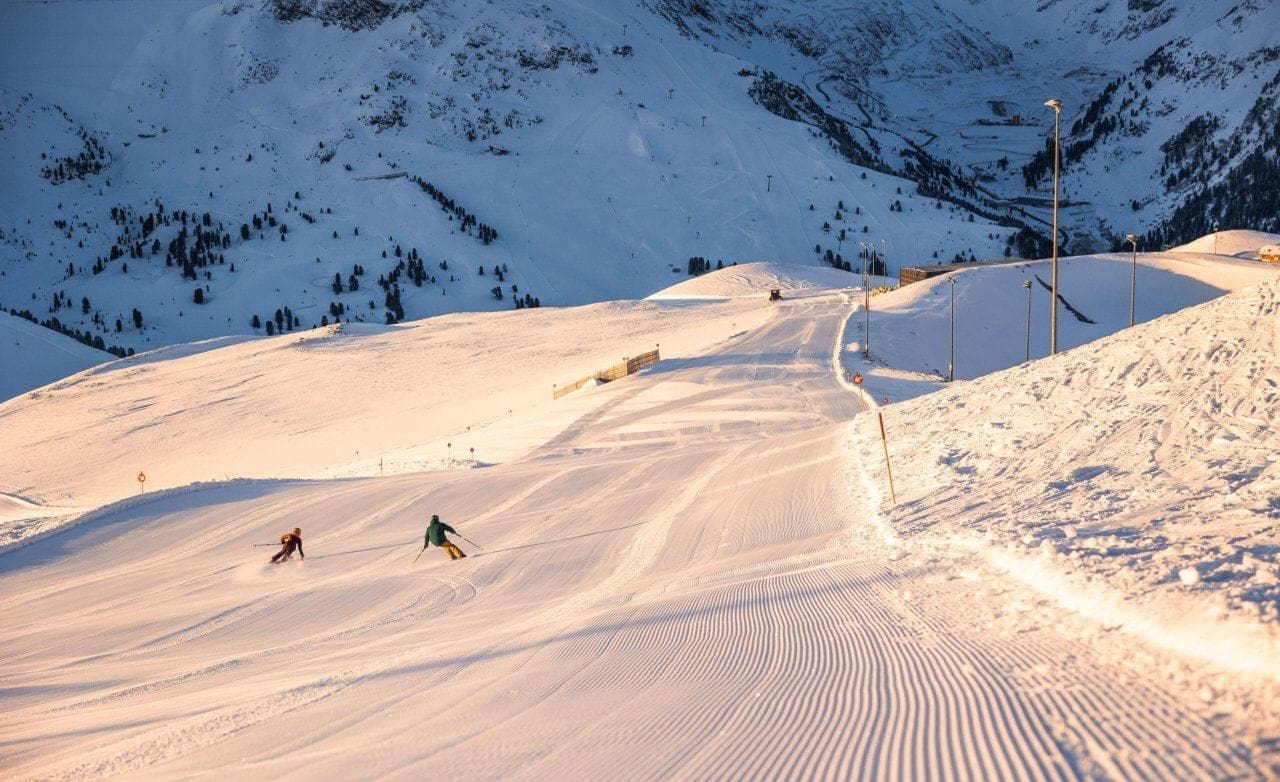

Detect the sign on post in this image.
[137,471,146,495]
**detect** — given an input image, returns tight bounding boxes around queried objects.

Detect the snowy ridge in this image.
[647,261,858,300]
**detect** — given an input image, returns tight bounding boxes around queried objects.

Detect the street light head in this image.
[1044,98,1062,112]
[1023,280,1032,288]
[1125,233,1136,244]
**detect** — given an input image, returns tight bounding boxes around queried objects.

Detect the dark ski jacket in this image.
[425,519,457,547]
[279,532,304,558]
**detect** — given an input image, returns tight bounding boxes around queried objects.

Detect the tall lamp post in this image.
[948,276,956,382]
[1045,98,1062,355]
[1023,279,1032,362]
[1126,233,1138,327]
[858,241,870,358]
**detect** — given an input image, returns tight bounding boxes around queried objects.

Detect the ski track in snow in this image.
[0,288,1276,778]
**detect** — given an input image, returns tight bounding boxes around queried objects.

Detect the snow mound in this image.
[847,276,1280,678]
[1170,230,1280,259]
[648,262,858,301]
[0,311,111,402]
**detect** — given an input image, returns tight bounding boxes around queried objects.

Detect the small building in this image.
[899,257,1029,287]
[898,265,954,286]
[1259,244,1280,263]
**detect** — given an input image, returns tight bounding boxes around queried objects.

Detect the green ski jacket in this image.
[426,519,457,547]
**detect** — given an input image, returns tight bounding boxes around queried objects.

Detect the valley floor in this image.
[1,289,1275,779]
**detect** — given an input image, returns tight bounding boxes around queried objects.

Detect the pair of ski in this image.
[411,533,484,566]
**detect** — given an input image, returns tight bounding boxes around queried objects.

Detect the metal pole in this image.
[859,242,869,359]
[455,533,485,551]
[1023,280,1032,362]
[1127,234,1138,327]
[948,277,955,382]
[864,271,870,360]
[1046,99,1062,355]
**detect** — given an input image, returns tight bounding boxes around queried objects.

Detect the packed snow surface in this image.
[3,260,1280,778]
[847,275,1280,676]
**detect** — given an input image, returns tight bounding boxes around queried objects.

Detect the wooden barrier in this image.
[554,349,660,399]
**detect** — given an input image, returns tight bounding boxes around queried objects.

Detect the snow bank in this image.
[648,262,859,300]
[845,277,1280,678]
[1170,230,1280,259]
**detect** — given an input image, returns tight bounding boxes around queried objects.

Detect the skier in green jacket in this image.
[424,515,466,560]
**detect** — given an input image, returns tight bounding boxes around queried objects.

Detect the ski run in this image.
[3,242,1280,779]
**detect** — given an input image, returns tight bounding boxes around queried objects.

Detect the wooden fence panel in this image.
[553,349,661,399]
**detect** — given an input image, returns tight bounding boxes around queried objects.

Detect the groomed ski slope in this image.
[2,264,1278,778]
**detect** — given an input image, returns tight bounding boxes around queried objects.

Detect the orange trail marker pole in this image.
[877,410,897,504]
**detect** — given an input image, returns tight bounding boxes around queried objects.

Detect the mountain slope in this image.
[0,311,111,401]
[5,0,1271,354]
[2,264,1276,778]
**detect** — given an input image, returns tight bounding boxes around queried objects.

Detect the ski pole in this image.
[455,534,484,551]
[253,543,279,547]
[411,546,426,566]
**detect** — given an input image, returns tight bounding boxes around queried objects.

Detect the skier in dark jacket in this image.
[270,527,304,563]
[424,515,466,560]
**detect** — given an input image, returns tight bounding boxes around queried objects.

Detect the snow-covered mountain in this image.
[0,0,1273,354]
